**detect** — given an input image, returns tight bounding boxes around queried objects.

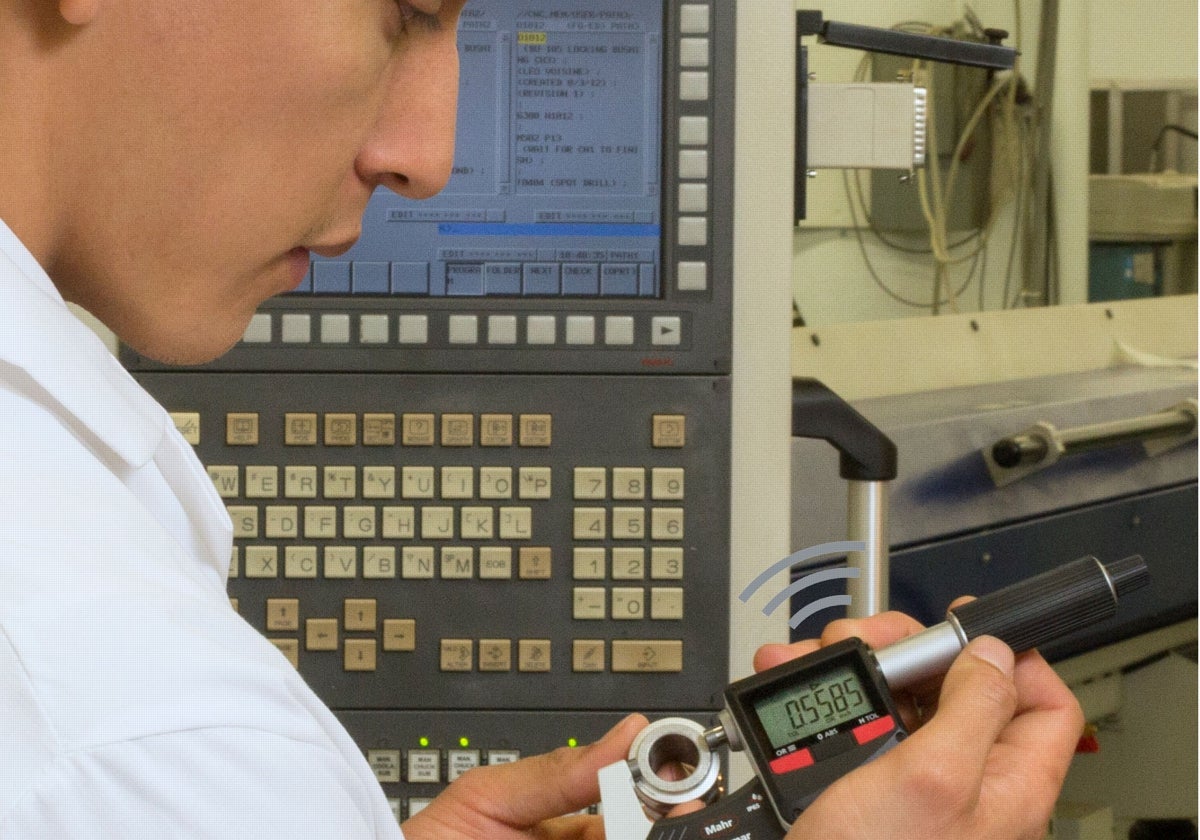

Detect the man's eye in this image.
[395,1,442,33]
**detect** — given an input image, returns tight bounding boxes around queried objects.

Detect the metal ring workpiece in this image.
[627,717,723,817]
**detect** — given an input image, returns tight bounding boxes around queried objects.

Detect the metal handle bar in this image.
[985,400,1197,486]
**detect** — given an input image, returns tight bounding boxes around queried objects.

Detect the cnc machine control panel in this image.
[125,0,737,821]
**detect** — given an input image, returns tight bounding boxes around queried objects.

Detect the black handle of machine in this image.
[991,404,1198,469]
[949,556,1151,652]
[792,378,898,482]
[817,20,1018,70]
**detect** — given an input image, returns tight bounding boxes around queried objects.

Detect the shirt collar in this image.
[0,217,165,471]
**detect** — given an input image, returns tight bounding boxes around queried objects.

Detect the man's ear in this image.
[58,0,100,26]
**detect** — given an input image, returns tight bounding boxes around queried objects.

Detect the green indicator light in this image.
[459,737,470,748]
[419,737,430,748]
[567,738,579,748]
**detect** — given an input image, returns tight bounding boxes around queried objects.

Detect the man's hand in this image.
[755,610,1084,840]
[401,713,647,840]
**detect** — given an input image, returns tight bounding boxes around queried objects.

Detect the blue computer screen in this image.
[299,0,665,299]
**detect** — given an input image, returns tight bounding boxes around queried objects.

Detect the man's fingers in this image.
[457,714,647,828]
[819,610,927,648]
[903,636,1019,782]
[753,610,927,673]
[753,640,820,672]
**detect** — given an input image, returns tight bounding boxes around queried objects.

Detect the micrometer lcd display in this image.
[753,663,875,750]
[725,638,906,823]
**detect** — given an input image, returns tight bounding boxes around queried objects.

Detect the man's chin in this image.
[118,319,246,367]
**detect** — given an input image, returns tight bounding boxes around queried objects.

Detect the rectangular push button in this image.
[611,640,682,672]
[852,715,896,745]
[769,749,814,775]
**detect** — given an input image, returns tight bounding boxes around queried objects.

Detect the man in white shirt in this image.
[0,1,1085,838]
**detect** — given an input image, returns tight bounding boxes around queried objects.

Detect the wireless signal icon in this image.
[739,541,866,628]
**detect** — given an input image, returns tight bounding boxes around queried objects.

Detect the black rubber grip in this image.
[949,556,1149,653]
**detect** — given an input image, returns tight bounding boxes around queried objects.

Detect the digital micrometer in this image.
[599,555,1150,840]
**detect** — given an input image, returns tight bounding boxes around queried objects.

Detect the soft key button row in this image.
[368,747,519,787]
[217,412,552,449]
[239,312,681,348]
[674,3,712,294]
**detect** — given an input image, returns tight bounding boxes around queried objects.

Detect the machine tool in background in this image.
[789,362,1198,835]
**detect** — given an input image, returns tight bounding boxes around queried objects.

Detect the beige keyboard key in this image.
[518,640,551,672]
[363,413,396,446]
[344,599,377,632]
[324,414,357,446]
[266,598,300,632]
[305,618,339,651]
[441,414,475,447]
[383,619,416,652]
[480,414,513,447]
[572,640,606,672]
[170,412,201,445]
[245,466,279,498]
[479,639,512,672]
[207,466,239,498]
[285,413,319,446]
[226,413,259,446]
[344,639,377,672]
[518,547,552,580]
[441,639,474,672]
[612,640,683,672]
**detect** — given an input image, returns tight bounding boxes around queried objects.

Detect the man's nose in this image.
[357,45,460,200]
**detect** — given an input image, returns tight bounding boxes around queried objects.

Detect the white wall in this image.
[1090,0,1198,80]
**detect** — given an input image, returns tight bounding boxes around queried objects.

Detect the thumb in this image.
[469,714,647,827]
[909,636,1019,776]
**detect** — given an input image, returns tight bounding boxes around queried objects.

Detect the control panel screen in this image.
[298,0,665,300]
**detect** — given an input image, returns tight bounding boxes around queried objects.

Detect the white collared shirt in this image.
[0,219,404,839]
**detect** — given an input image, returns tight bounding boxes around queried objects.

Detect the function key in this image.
[359,314,389,344]
[441,414,475,447]
[447,750,482,782]
[680,4,710,35]
[170,412,201,446]
[320,314,351,344]
[652,415,687,448]
[226,413,260,446]
[242,313,272,344]
[324,413,357,447]
[448,314,479,345]
[479,414,514,447]
[519,415,553,447]
[397,314,429,344]
[362,414,397,446]
[407,750,441,784]
[284,413,319,446]
[281,313,311,344]
[604,316,635,346]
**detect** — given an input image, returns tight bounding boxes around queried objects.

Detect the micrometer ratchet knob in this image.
[948,555,1149,652]
[874,555,1149,690]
